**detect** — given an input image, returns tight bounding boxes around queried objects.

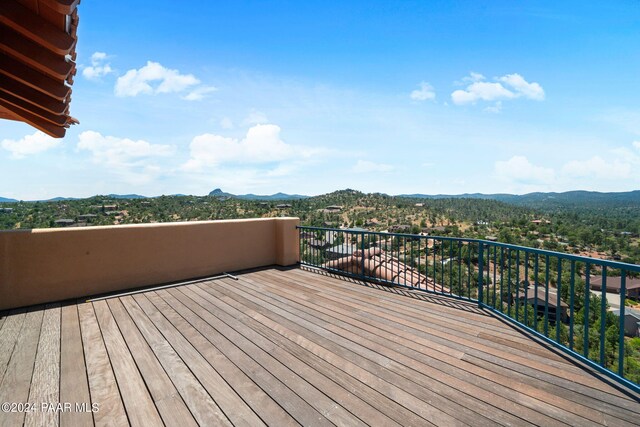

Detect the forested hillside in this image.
[1,188,638,264]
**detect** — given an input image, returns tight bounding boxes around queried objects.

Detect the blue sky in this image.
[2,0,640,199]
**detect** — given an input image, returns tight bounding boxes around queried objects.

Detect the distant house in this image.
[77,214,97,222]
[364,219,380,227]
[531,219,551,225]
[611,308,640,337]
[414,203,425,207]
[389,224,411,233]
[476,220,489,226]
[589,276,640,298]
[324,205,343,212]
[276,204,292,209]
[506,285,568,323]
[485,235,498,242]
[0,208,13,213]
[54,219,75,227]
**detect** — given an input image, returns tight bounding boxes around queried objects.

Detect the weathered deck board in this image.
[163,286,407,427]
[92,300,164,427]
[147,290,301,427]
[179,284,433,426]
[207,278,513,426]
[239,271,604,426]
[156,287,337,427]
[59,304,93,427]
[105,298,199,427]
[25,304,61,427]
[258,271,625,426]
[119,295,232,427]
[0,267,637,427]
[286,269,628,396]
[0,308,44,427]
[0,308,26,385]
[77,302,128,427]
[287,269,640,421]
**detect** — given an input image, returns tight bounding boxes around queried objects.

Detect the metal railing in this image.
[298,225,640,392]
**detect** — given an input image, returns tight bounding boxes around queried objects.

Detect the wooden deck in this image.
[0,267,639,427]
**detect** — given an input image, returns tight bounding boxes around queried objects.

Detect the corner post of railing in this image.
[477,241,484,308]
[360,231,366,280]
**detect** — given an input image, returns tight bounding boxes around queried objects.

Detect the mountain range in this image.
[1,189,639,209]
[208,188,309,201]
[398,190,640,209]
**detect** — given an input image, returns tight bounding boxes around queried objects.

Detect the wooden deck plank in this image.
[0,307,44,427]
[157,286,342,427]
[192,282,468,426]
[291,268,545,341]
[59,304,93,427]
[25,304,61,427]
[92,300,164,427]
[105,298,199,427]
[143,291,300,427]
[77,301,129,427]
[288,271,625,396]
[285,270,640,421]
[211,278,545,427]
[161,286,409,427]
[119,295,233,427]
[286,268,571,360]
[0,308,26,385]
[142,292,292,425]
[134,292,266,427]
[292,271,640,408]
[245,271,618,427]
[171,284,448,426]
[286,269,577,366]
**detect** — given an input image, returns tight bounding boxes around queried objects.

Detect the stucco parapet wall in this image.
[0,217,300,310]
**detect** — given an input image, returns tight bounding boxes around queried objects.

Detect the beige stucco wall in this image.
[0,217,300,310]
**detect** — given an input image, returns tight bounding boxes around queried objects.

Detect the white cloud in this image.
[499,73,545,100]
[494,156,554,184]
[455,72,485,85]
[82,51,114,80]
[452,81,515,105]
[410,82,436,101]
[633,140,640,150]
[352,160,394,173]
[451,73,544,106]
[1,131,60,159]
[562,156,633,180]
[115,61,200,97]
[182,85,218,101]
[77,130,174,169]
[182,124,318,171]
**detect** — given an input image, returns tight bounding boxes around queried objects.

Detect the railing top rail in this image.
[297,225,640,272]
